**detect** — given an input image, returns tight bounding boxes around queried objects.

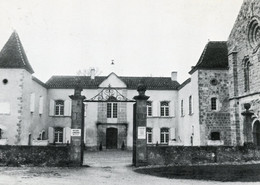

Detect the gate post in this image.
[133,83,149,167]
[241,103,254,146]
[69,84,85,166]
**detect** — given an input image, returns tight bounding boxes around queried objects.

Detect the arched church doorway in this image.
[253,120,260,146]
[106,127,118,149]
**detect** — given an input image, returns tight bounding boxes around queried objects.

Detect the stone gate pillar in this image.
[69,85,85,166]
[133,83,149,167]
[241,103,254,145]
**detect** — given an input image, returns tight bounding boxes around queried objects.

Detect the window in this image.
[146,127,152,144]
[30,93,35,112]
[244,59,250,92]
[54,127,63,143]
[189,96,193,115]
[181,99,184,116]
[211,97,217,111]
[39,96,43,115]
[41,131,46,140]
[55,100,64,116]
[160,101,169,117]
[160,128,169,144]
[211,132,220,141]
[147,101,152,117]
[107,103,117,118]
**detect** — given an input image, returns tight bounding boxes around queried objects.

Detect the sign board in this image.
[71,129,81,137]
[138,127,146,139]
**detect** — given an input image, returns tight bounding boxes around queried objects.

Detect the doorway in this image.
[253,121,260,146]
[106,127,118,149]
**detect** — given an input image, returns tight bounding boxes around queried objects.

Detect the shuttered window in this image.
[55,100,64,116]
[147,101,152,117]
[146,127,152,144]
[54,127,63,143]
[160,128,169,144]
[30,93,35,112]
[160,101,169,117]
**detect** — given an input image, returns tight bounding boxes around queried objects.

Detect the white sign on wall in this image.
[71,129,81,137]
[138,127,146,139]
[0,102,10,114]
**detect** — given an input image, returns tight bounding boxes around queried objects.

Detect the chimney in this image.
[171,71,177,81]
[90,68,95,80]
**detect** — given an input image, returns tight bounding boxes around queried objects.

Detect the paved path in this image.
[0,150,258,185]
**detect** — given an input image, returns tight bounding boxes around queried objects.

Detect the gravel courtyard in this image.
[0,150,259,185]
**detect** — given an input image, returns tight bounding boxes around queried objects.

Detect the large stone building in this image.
[228,0,260,146]
[0,0,260,148]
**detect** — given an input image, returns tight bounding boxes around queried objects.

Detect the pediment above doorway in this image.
[99,73,127,88]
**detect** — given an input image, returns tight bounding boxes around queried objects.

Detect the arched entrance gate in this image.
[69,83,149,167]
[84,85,136,150]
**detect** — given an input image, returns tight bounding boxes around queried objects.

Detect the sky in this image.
[0,0,244,83]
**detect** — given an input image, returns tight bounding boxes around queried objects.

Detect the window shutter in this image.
[49,99,54,116]
[48,127,54,143]
[30,93,35,112]
[170,127,176,140]
[64,127,71,144]
[39,96,43,114]
[64,100,71,116]
[172,102,175,117]
[191,96,194,114]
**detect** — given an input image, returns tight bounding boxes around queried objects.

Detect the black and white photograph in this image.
[1,0,260,184]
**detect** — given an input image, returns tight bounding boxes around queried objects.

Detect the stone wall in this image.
[0,69,26,145]
[0,145,70,166]
[147,146,260,166]
[228,0,260,146]
[198,69,231,145]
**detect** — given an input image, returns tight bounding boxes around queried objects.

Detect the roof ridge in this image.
[13,31,26,66]
[48,75,173,79]
[196,41,210,67]
[208,41,226,43]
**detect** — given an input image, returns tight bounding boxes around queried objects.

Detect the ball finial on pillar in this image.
[137,83,147,97]
[244,103,251,111]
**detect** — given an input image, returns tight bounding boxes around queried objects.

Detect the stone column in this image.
[241,103,254,145]
[69,85,85,166]
[133,83,149,167]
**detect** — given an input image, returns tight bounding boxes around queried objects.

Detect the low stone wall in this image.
[147,146,260,166]
[0,145,70,166]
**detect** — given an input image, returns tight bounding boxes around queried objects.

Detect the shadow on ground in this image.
[134,164,260,182]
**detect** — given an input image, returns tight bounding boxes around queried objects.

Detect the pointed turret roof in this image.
[189,41,228,74]
[0,31,34,73]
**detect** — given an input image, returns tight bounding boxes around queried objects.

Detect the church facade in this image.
[0,0,259,149]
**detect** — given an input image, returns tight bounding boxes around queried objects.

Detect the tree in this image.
[76,67,102,76]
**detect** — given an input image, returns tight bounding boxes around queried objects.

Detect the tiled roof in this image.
[189,41,228,74]
[46,75,180,90]
[32,76,47,88]
[178,78,191,90]
[0,31,34,74]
